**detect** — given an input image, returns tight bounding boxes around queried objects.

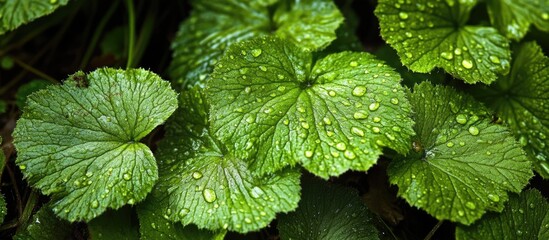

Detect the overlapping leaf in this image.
[375,0,511,84]
[87,207,138,240]
[487,0,549,40]
[473,42,549,179]
[278,178,379,240]
[146,87,301,233]
[169,0,343,89]
[13,68,178,221]
[0,0,69,35]
[14,206,72,240]
[456,189,549,240]
[389,82,532,225]
[208,36,414,178]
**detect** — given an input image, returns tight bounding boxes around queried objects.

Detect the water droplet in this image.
[151,223,157,229]
[455,114,467,124]
[373,117,381,123]
[335,142,347,151]
[19,165,26,170]
[349,61,358,67]
[372,126,381,133]
[369,102,380,111]
[488,194,500,202]
[179,208,190,217]
[405,52,413,58]
[328,90,336,97]
[297,107,306,113]
[352,86,366,96]
[323,117,332,125]
[446,142,454,148]
[277,74,285,80]
[461,59,474,69]
[468,126,480,136]
[203,188,217,203]
[91,200,99,209]
[353,111,369,120]
[457,210,464,216]
[259,66,267,71]
[251,49,262,57]
[454,48,462,55]
[440,52,453,60]
[344,150,356,160]
[399,12,409,20]
[516,230,523,236]
[351,127,365,137]
[465,202,476,210]
[245,115,255,124]
[489,56,500,64]
[250,186,265,198]
[542,13,549,20]
[486,151,491,155]
[390,98,399,104]
[301,122,310,129]
[192,171,203,179]
[50,0,58,4]
[123,173,132,181]
[305,150,313,158]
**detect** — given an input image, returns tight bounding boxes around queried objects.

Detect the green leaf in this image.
[138,199,226,240]
[389,82,532,225]
[278,177,380,240]
[0,100,6,114]
[87,207,138,240]
[12,68,178,221]
[15,79,51,109]
[455,189,549,240]
[375,0,511,84]
[473,42,549,179]
[147,87,301,233]
[487,0,549,40]
[0,0,69,35]
[169,0,343,89]
[14,205,72,240]
[208,36,414,178]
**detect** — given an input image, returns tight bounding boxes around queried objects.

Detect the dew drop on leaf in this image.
[455,114,467,124]
[440,52,453,60]
[192,171,203,180]
[251,49,262,57]
[344,150,356,160]
[335,142,347,151]
[465,202,476,210]
[368,102,380,111]
[305,150,314,158]
[468,126,480,136]
[352,86,366,96]
[123,173,132,181]
[353,111,369,120]
[203,188,217,203]
[489,56,500,64]
[398,12,409,20]
[461,59,474,69]
[487,194,500,202]
[91,200,99,209]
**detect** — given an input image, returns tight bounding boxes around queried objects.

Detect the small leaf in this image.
[456,189,549,240]
[473,42,549,179]
[375,0,511,84]
[169,0,343,89]
[278,177,380,240]
[137,199,226,240]
[487,0,549,40]
[0,0,69,35]
[14,205,72,240]
[389,82,532,225]
[87,207,138,240]
[13,68,178,221]
[147,87,301,233]
[15,79,51,109]
[208,36,414,178]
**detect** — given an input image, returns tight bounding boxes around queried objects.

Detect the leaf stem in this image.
[16,190,39,235]
[12,58,58,84]
[79,1,120,70]
[424,220,444,240]
[125,0,136,69]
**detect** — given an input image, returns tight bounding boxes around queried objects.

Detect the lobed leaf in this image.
[473,42,549,179]
[389,82,532,225]
[456,189,549,240]
[0,0,69,35]
[208,36,414,178]
[13,68,178,221]
[278,177,380,240]
[487,0,549,40]
[375,0,511,84]
[169,0,343,89]
[146,87,301,233]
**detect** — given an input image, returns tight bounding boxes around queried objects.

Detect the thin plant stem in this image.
[12,58,58,84]
[125,0,136,69]
[424,220,444,240]
[79,1,120,70]
[15,190,39,235]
